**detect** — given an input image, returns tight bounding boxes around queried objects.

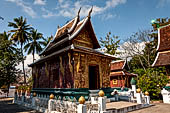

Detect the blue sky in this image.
[0,0,170,44]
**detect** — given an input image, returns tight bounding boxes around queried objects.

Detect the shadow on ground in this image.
[0,98,41,113]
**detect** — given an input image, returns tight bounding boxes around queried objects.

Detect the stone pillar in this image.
[91,97,97,104]
[98,90,109,113]
[13,91,17,103]
[161,88,170,104]
[132,85,136,94]
[144,91,150,104]
[130,77,137,94]
[32,92,36,107]
[98,97,106,111]
[21,91,25,103]
[136,88,142,104]
[78,96,86,113]
[48,94,55,112]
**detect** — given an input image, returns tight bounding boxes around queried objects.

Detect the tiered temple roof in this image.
[110,60,137,77]
[152,25,170,67]
[29,8,115,67]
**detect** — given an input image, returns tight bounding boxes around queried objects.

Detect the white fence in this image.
[14,88,151,113]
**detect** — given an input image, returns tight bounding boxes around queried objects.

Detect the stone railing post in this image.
[21,91,25,103]
[161,88,170,104]
[98,90,106,111]
[78,96,86,113]
[132,85,136,94]
[32,92,36,107]
[13,91,18,103]
[48,94,55,113]
[98,90,109,113]
[144,91,150,104]
[136,88,142,104]
[130,77,137,94]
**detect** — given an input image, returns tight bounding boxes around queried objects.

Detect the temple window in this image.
[112,79,117,84]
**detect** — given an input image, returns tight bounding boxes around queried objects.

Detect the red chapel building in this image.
[110,60,137,88]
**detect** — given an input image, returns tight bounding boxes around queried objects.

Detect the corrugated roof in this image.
[152,50,170,67]
[157,24,170,52]
[110,60,125,71]
[110,71,137,77]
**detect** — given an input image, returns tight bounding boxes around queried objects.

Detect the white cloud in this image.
[41,7,59,18]
[6,0,37,18]
[16,54,40,70]
[100,13,117,20]
[157,0,170,7]
[42,0,127,18]
[105,0,126,9]
[34,0,46,5]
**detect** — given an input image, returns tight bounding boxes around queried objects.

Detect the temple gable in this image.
[73,28,93,48]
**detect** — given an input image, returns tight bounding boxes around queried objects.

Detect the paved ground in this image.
[129,103,170,113]
[0,98,170,113]
[0,98,40,113]
[106,101,138,109]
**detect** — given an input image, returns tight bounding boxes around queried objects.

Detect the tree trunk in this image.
[21,43,26,84]
[138,56,146,72]
[33,49,35,63]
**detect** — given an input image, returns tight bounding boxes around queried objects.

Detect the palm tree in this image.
[24,29,45,63]
[0,31,16,52]
[8,16,32,84]
[43,35,53,46]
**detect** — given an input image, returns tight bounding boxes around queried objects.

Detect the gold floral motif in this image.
[76,54,80,73]
[68,53,73,73]
[59,56,64,75]
[45,62,49,77]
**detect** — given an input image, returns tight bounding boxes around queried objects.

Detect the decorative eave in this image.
[73,45,116,60]
[39,8,81,56]
[156,24,170,52]
[110,60,126,71]
[110,71,137,77]
[152,50,170,67]
[29,44,115,67]
[29,44,74,67]
[40,7,100,55]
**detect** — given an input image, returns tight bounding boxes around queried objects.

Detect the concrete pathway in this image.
[0,98,40,113]
[129,103,170,113]
[106,101,138,109]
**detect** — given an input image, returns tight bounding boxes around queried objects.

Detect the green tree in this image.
[100,32,120,55]
[137,68,169,99]
[8,16,32,83]
[123,23,170,100]
[43,35,53,46]
[0,31,22,90]
[24,29,45,63]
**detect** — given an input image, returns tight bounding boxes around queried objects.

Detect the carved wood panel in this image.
[73,28,93,48]
[73,52,111,88]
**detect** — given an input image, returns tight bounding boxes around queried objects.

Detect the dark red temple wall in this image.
[110,77,125,87]
[110,76,133,88]
[33,53,74,88]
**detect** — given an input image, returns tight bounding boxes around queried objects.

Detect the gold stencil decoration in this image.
[68,53,73,73]
[75,80,80,88]
[76,54,80,73]
[59,56,64,75]
[45,62,49,77]
[35,67,39,79]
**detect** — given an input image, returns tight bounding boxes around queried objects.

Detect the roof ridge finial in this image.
[88,6,93,17]
[78,7,81,16]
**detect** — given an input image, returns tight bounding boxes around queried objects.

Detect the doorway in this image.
[89,65,100,90]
